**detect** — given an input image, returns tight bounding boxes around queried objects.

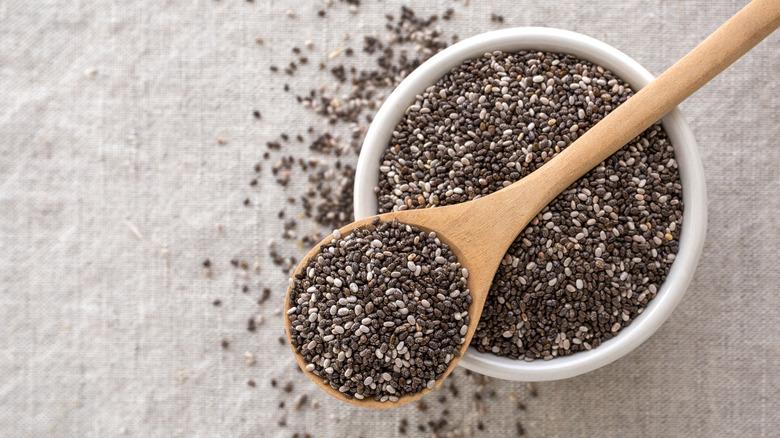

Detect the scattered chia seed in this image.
[374,50,683,360]
[259,288,271,304]
[287,217,471,401]
[247,317,256,332]
[294,394,308,410]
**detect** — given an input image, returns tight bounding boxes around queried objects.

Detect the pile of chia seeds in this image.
[287,217,471,402]
[375,51,683,360]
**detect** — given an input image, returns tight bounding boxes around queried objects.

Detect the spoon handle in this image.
[498,0,780,220]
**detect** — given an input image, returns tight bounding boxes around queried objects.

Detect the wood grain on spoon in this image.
[285,0,780,408]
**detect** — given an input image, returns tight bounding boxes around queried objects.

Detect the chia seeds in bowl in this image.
[354,28,707,381]
[375,49,683,361]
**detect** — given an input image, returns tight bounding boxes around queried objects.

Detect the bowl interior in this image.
[354,27,707,381]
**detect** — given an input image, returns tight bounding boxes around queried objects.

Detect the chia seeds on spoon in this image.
[287,217,471,402]
[374,50,683,360]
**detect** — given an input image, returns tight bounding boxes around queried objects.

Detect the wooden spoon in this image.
[284,0,780,408]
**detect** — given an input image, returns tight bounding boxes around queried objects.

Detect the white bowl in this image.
[354,27,707,381]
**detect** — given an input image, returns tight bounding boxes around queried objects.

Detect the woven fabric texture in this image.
[2,1,779,436]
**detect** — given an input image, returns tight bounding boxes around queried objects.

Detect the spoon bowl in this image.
[284,212,488,409]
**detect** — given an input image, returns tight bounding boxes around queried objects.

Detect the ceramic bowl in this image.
[353,27,707,381]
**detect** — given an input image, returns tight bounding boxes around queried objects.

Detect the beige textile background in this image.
[2,1,779,437]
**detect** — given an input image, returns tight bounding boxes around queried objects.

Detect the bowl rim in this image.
[354,27,707,381]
